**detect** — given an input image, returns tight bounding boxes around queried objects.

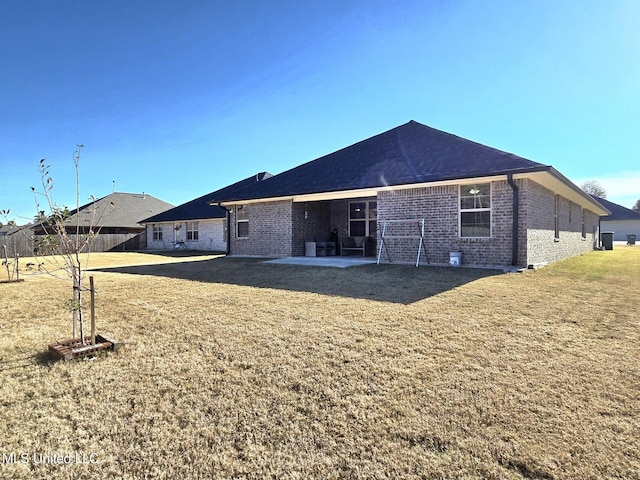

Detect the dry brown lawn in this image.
[0,247,638,479]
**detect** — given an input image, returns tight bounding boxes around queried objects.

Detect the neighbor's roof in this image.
[213,120,554,203]
[64,192,174,229]
[140,172,272,224]
[593,196,640,221]
[0,223,31,236]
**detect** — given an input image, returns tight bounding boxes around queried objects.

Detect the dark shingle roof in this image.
[66,192,174,228]
[0,223,32,236]
[141,173,272,223]
[592,196,640,221]
[214,120,551,202]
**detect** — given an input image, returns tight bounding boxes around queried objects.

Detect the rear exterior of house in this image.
[142,173,272,252]
[225,178,600,267]
[215,121,607,268]
[146,218,226,251]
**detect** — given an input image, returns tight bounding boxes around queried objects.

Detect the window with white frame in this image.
[460,184,491,238]
[186,221,199,241]
[152,224,163,241]
[349,200,377,237]
[581,209,586,239]
[236,205,249,238]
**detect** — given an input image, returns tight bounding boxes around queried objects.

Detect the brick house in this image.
[30,192,174,252]
[141,173,271,252]
[211,121,609,268]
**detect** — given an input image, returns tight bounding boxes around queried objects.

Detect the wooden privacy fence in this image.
[0,232,32,258]
[1,232,146,257]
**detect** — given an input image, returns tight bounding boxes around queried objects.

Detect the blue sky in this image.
[1,0,639,222]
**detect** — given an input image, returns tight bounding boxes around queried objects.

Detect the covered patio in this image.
[291,197,378,257]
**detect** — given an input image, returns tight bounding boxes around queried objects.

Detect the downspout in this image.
[226,206,233,255]
[507,174,519,266]
[598,216,602,249]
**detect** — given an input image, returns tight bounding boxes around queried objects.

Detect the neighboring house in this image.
[141,173,272,252]
[32,192,174,252]
[592,195,640,242]
[211,120,609,268]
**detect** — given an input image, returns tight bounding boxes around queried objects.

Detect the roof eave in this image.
[139,215,225,225]
[214,167,557,205]
[527,168,610,215]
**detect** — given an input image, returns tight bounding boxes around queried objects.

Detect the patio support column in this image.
[507,174,519,266]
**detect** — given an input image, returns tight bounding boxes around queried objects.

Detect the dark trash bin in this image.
[627,234,637,245]
[601,232,614,250]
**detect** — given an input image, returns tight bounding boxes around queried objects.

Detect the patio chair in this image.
[324,241,336,256]
[315,241,327,256]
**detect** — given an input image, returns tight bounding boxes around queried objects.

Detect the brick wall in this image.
[525,180,599,265]
[291,201,333,256]
[146,220,226,251]
[186,220,226,251]
[225,179,601,266]
[146,223,173,250]
[330,200,350,238]
[378,181,525,266]
[229,200,293,257]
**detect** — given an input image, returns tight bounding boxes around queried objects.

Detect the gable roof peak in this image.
[215,121,552,203]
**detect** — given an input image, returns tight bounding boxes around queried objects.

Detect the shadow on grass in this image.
[138,249,226,258]
[34,350,57,366]
[0,350,56,371]
[94,256,504,305]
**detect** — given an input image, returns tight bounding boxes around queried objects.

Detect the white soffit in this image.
[220,171,608,215]
[525,171,609,215]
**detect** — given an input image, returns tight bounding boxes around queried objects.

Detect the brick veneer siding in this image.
[377,180,526,266]
[229,200,293,257]
[184,219,226,251]
[292,198,377,256]
[146,220,226,251]
[291,201,332,256]
[524,179,599,266]
[146,224,172,250]
[226,179,600,266]
[331,200,351,241]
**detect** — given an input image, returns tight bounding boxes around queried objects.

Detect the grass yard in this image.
[0,247,638,479]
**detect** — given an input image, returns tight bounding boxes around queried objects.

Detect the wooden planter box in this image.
[48,334,122,361]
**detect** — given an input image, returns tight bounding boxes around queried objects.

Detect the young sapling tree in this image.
[0,210,20,282]
[32,145,109,344]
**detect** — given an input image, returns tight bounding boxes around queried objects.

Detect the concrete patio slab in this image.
[264,256,377,268]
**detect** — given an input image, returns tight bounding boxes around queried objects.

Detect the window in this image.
[349,200,377,237]
[186,221,199,241]
[554,195,560,240]
[581,209,586,239]
[152,224,163,241]
[569,201,573,224]
[236,205,248,238]
[460,184,491,238]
